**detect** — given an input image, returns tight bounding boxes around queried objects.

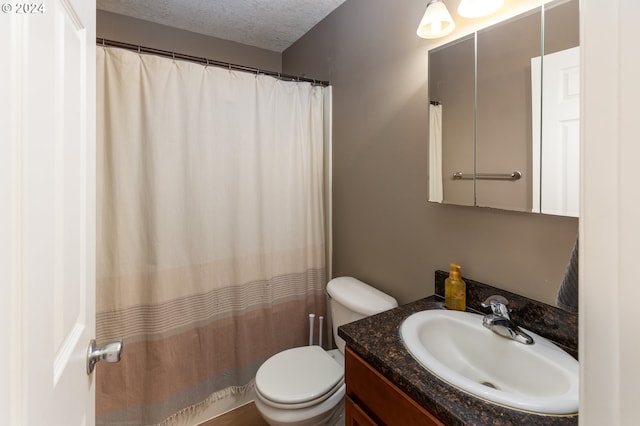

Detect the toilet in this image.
[254,277,398,426]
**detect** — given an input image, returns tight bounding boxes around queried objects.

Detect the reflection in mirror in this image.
[428,35,475,206]
[476,9,541,211]
[533,0,580,216]
[428,0,579,216]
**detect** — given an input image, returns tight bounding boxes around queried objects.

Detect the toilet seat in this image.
[255,346,344,409]
[256,380,344,410]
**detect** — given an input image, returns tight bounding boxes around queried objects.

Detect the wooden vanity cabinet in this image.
[344,346,444,426]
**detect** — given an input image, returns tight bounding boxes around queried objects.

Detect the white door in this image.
[540,46,580,217]
[531,46,580,216]
[0,0,97,425]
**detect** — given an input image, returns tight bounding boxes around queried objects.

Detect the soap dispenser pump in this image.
[445,263,466,311]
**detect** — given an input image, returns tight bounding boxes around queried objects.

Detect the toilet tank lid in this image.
[327,277,398,316]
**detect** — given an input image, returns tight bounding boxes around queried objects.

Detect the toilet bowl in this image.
[254,277,398,426]
[254,347,345,426]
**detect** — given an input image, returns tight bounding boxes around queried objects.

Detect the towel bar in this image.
[452,171,522,181]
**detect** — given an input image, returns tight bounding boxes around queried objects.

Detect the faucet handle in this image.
[481,295,511,317]
[481,295,509,307]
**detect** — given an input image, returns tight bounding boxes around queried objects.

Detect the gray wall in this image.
[97,10,282,72]
[283,0,578,305]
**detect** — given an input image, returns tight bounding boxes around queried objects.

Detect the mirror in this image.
[429,34,475,207]
[535,0,580,216]
[428,0,579,216]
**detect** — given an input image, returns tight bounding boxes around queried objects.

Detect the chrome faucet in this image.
[481,295,534,345]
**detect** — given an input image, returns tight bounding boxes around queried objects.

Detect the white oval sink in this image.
[400,309,578,415]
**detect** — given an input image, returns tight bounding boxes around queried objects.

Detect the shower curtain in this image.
[96,47,327,425]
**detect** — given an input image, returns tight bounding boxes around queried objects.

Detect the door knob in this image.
[87,338,123,374]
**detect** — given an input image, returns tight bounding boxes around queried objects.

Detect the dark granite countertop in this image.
[338,273,578,426]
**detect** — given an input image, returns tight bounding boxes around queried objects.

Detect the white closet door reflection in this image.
[532,46,580,217]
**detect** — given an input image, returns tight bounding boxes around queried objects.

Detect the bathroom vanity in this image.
[345,346,443,425]
[339,271,578,426]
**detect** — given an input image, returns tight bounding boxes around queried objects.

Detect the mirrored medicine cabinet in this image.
[428,0,579,216]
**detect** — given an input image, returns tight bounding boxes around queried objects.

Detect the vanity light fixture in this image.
[457,0,504,18]
[417,0,456,39]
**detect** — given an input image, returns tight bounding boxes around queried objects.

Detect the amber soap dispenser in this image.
[445,263,466,311]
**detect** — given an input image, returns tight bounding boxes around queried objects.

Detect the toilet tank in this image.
[327,277,398,353]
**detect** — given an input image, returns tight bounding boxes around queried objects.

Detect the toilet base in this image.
[254,385,345,426]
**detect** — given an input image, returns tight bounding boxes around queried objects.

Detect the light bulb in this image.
[431,20,442,35]
[457,0,504,18]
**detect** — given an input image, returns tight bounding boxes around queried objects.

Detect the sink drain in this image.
[479,381,499,390]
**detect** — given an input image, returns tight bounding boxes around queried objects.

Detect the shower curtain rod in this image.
[96,38,330,87]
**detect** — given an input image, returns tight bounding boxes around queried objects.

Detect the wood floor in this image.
[199,402,268,426]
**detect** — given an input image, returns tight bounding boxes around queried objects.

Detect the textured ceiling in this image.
[97,0,347,52]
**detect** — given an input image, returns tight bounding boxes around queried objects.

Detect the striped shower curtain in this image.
[96,47,327,425]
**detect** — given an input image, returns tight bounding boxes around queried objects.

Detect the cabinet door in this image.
[345,396,378,426]
[476,9,542,211]
[429,34,475,207]
[345,347,444,426]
